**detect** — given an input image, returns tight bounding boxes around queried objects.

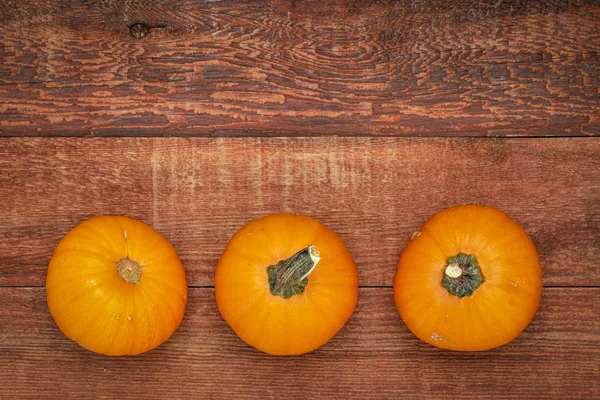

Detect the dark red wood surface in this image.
[1,138,599,288]
[1,0,599,136]
[1,287,598,399]
[0,1,599,399]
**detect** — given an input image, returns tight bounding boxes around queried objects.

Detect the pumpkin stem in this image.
[441,253,484,298]
[445,263,463,278]
[117,258,143,284]
[267,245,321,299]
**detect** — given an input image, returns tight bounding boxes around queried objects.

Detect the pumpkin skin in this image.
[215,213,358,355]
[394,205,542,351]
[46,216,188,356]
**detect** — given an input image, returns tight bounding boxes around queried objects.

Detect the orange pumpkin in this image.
[215,213,358,355]
[46,216,188,356]
[394,204,542,351]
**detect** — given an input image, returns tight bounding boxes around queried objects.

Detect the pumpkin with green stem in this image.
[215,213,358,355]
[394,205,543,351]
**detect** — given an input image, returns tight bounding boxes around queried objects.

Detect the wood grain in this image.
[1,0,599,137]
[1,137,598,287]
[0,287,597,399]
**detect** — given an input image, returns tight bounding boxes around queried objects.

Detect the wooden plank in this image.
[1,1,599,136]
[0,139,154,285]
[1,137,598,287]
[0,287,597,399]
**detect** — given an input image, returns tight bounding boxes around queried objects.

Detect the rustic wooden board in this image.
[0,287,597,399]
[1,3,598,397]
[1,1,599,136]
[1,137,598,287]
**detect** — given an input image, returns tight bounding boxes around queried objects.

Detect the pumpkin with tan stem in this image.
[46,216,188,356]
[394,204,543,351]
[215,213,358,355]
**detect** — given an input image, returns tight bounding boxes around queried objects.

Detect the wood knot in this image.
[130,23,149,39]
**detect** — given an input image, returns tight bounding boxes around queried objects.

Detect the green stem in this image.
[267,246,321,299]
[441,253,484,298]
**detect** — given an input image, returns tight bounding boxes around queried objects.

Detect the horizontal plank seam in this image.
[1,134,599,139]
[0,285,598,289]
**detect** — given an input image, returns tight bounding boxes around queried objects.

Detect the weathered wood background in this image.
[0,1,599,399]
[1,0,600,136]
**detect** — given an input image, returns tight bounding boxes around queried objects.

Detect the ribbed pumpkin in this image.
[46,216,188,356]
[215,213,358,355]
[394,205,543,351]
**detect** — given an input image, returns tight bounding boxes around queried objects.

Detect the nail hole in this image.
[130,23,149,39]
